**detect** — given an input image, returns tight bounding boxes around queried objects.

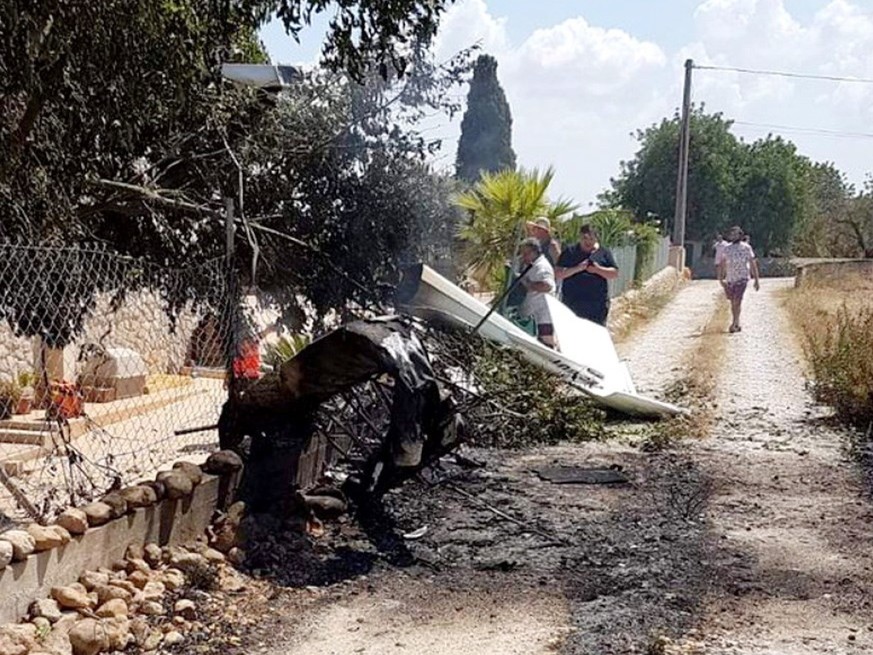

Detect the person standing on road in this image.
[555,224,619,326]
[517,238,557,348]
[717,225,760,333]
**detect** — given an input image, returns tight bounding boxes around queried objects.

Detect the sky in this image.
[260,0,873,209]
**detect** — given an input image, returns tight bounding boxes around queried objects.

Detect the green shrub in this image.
[263,334,312,367]
[0,379,22,419]
[630,222,662,283]
[805,306,873,427]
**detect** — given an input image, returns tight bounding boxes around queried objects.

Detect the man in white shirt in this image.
[717,226,760,333]
[517,238,557,348]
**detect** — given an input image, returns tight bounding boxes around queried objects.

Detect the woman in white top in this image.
[517,238,557,348]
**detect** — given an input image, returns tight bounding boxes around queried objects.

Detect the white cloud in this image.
[432,0,509,62]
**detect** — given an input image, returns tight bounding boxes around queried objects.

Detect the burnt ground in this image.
[160,280,873,655]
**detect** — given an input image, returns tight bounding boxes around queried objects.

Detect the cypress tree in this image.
[456,54,517,183]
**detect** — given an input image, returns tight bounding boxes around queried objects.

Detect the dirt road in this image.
[250,279,873,655]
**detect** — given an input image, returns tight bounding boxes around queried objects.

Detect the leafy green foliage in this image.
[427,325,608,448]
[557,209,636,248]
[604,107,841,255]
[456,167,574,288]
[456,54,517,183]
[1,0,471,335]
[605,108,744,244]
[734,136,812,256]
[270,0,454,81]
[263,334,311,367]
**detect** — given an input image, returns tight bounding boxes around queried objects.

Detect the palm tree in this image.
[456,167,576,289]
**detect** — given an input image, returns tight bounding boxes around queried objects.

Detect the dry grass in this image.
[642,298,729,450]
[784,271,873,427]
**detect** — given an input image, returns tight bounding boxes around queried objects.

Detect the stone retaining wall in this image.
[0,290,207,382]
[0,452,242,625]
[795,259,873,288]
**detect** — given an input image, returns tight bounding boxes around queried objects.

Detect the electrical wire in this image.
[693,64,873,85]
[732,120,873,140]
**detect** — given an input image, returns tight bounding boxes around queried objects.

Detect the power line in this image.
[694,64,873,85]
[731,120,873,140]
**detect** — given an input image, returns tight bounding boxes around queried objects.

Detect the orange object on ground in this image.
[50,381,85,419]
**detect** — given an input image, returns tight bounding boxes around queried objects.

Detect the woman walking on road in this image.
[716,225,760,333]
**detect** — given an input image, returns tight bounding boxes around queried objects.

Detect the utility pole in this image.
[673,59,693,249]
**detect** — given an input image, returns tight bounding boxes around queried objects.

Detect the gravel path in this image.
[618,281,721,396]
[691,279,873,654]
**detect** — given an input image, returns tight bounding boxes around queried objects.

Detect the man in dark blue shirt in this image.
[555,224,619,326]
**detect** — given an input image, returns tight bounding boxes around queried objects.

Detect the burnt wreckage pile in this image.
[218,316,491,515]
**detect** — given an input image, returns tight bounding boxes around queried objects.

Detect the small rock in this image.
[68,618,107,655]
[95,598,128,619]
[160,472,193,499]
[142,480,166,502]
[161,568,185,591]
[109,578,137,594]
[127,571,149,589]
[27,524,69,552]
[143,543,162,567]
[100,493,128,518]
[51,586,91,610]
[203,450,243,475]
[80,503,113,527]
[226,501,246,524]
[163,631,184,646]
[142,629,162,651]
[94,584,132,605]
[3,530,36,561]
[138,601,164,616]
[124,543,144,561]
[126,557,150,575]
[141,581,166,601]
[203,548,225,563]
[101,617,131,651]
[219,571,247,594]
[79,570,110,591]
[56,508,89,535]
[172,461,204,486]
[69,582,88,595]
[301,494,347,519]
[30,598,63,623]
[173,599,196,620]
[170,550,207,572]
[0,624,38,655]
[0,540,12,570]
[227,547,246,566]
[120,485,158,509]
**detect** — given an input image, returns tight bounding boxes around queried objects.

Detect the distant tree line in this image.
[603,107,873,258]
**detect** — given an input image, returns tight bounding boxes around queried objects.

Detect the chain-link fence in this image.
[0,243,236,527]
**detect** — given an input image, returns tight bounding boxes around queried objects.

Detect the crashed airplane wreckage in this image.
[218,264,684,514]
[219,317,467,512]
[396,264,685,419]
